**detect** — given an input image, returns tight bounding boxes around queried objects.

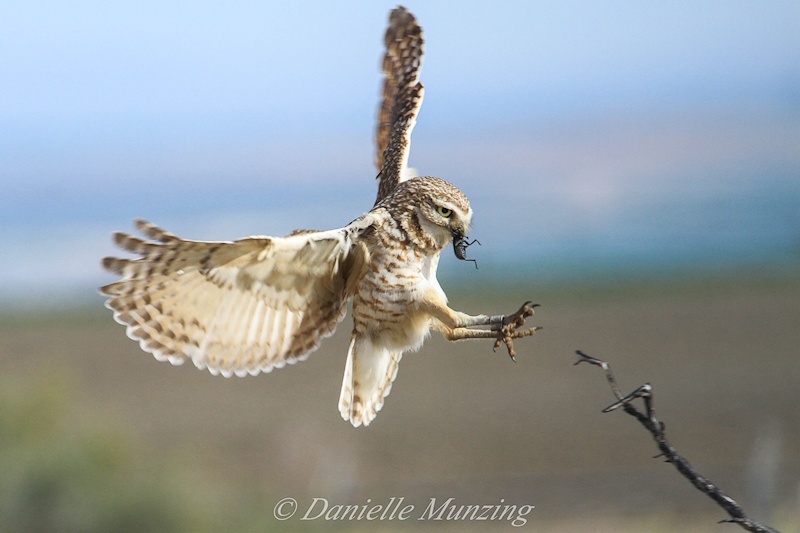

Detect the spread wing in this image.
[100,218,373,377]
[374,5,424,204]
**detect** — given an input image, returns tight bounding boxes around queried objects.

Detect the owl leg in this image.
[423,293,540,360]
[432,301,537,330]
[441,325,540,361]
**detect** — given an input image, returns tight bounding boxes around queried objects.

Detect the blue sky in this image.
[2,1,799,304]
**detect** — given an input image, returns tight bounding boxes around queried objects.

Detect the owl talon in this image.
[494,330,518,361]
[503,301,538,327]
[494,303,539,359]
[506,338,518,361]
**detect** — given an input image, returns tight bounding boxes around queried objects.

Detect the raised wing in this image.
[374,5,424,204]
[100,218,372,377]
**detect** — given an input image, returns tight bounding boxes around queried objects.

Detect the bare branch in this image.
[574,350,780,533]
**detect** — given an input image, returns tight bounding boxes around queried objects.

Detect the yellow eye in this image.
[437,206,452,218]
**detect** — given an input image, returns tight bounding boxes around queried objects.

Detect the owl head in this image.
[378,176,473,253]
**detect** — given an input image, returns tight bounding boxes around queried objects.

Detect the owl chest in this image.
[352,250,443,350]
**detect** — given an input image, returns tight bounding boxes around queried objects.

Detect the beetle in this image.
[453,234,481,269]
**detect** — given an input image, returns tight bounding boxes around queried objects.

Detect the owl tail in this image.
[338,335,403,427]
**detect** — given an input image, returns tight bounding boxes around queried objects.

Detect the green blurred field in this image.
[2,269,799,532]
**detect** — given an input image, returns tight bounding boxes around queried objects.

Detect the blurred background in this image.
[1,1,799,531]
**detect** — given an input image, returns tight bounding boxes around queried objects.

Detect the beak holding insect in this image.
[452,232,481,268]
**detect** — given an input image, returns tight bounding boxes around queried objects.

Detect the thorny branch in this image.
[574,350,779,533]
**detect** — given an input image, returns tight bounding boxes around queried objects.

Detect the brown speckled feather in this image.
[375,6,424,204]
[100,218,372,377]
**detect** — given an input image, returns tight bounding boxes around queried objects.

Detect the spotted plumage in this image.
[100,6,538,427]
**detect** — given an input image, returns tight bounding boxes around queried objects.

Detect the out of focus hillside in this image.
[1,270,798,531]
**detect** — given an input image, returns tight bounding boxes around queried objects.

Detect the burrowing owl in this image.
[101,6,538,427]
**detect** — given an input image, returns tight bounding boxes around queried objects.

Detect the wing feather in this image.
[338,335,402,427]
[100,217,374,376]
[374,6,425,203]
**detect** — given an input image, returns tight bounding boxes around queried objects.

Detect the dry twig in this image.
[574,350,779,533]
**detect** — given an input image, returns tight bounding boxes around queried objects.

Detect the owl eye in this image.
[437,206,452,218]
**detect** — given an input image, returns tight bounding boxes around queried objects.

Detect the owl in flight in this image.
[101,6,539,427]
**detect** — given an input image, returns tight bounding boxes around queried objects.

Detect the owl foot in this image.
[493,302,540,361]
